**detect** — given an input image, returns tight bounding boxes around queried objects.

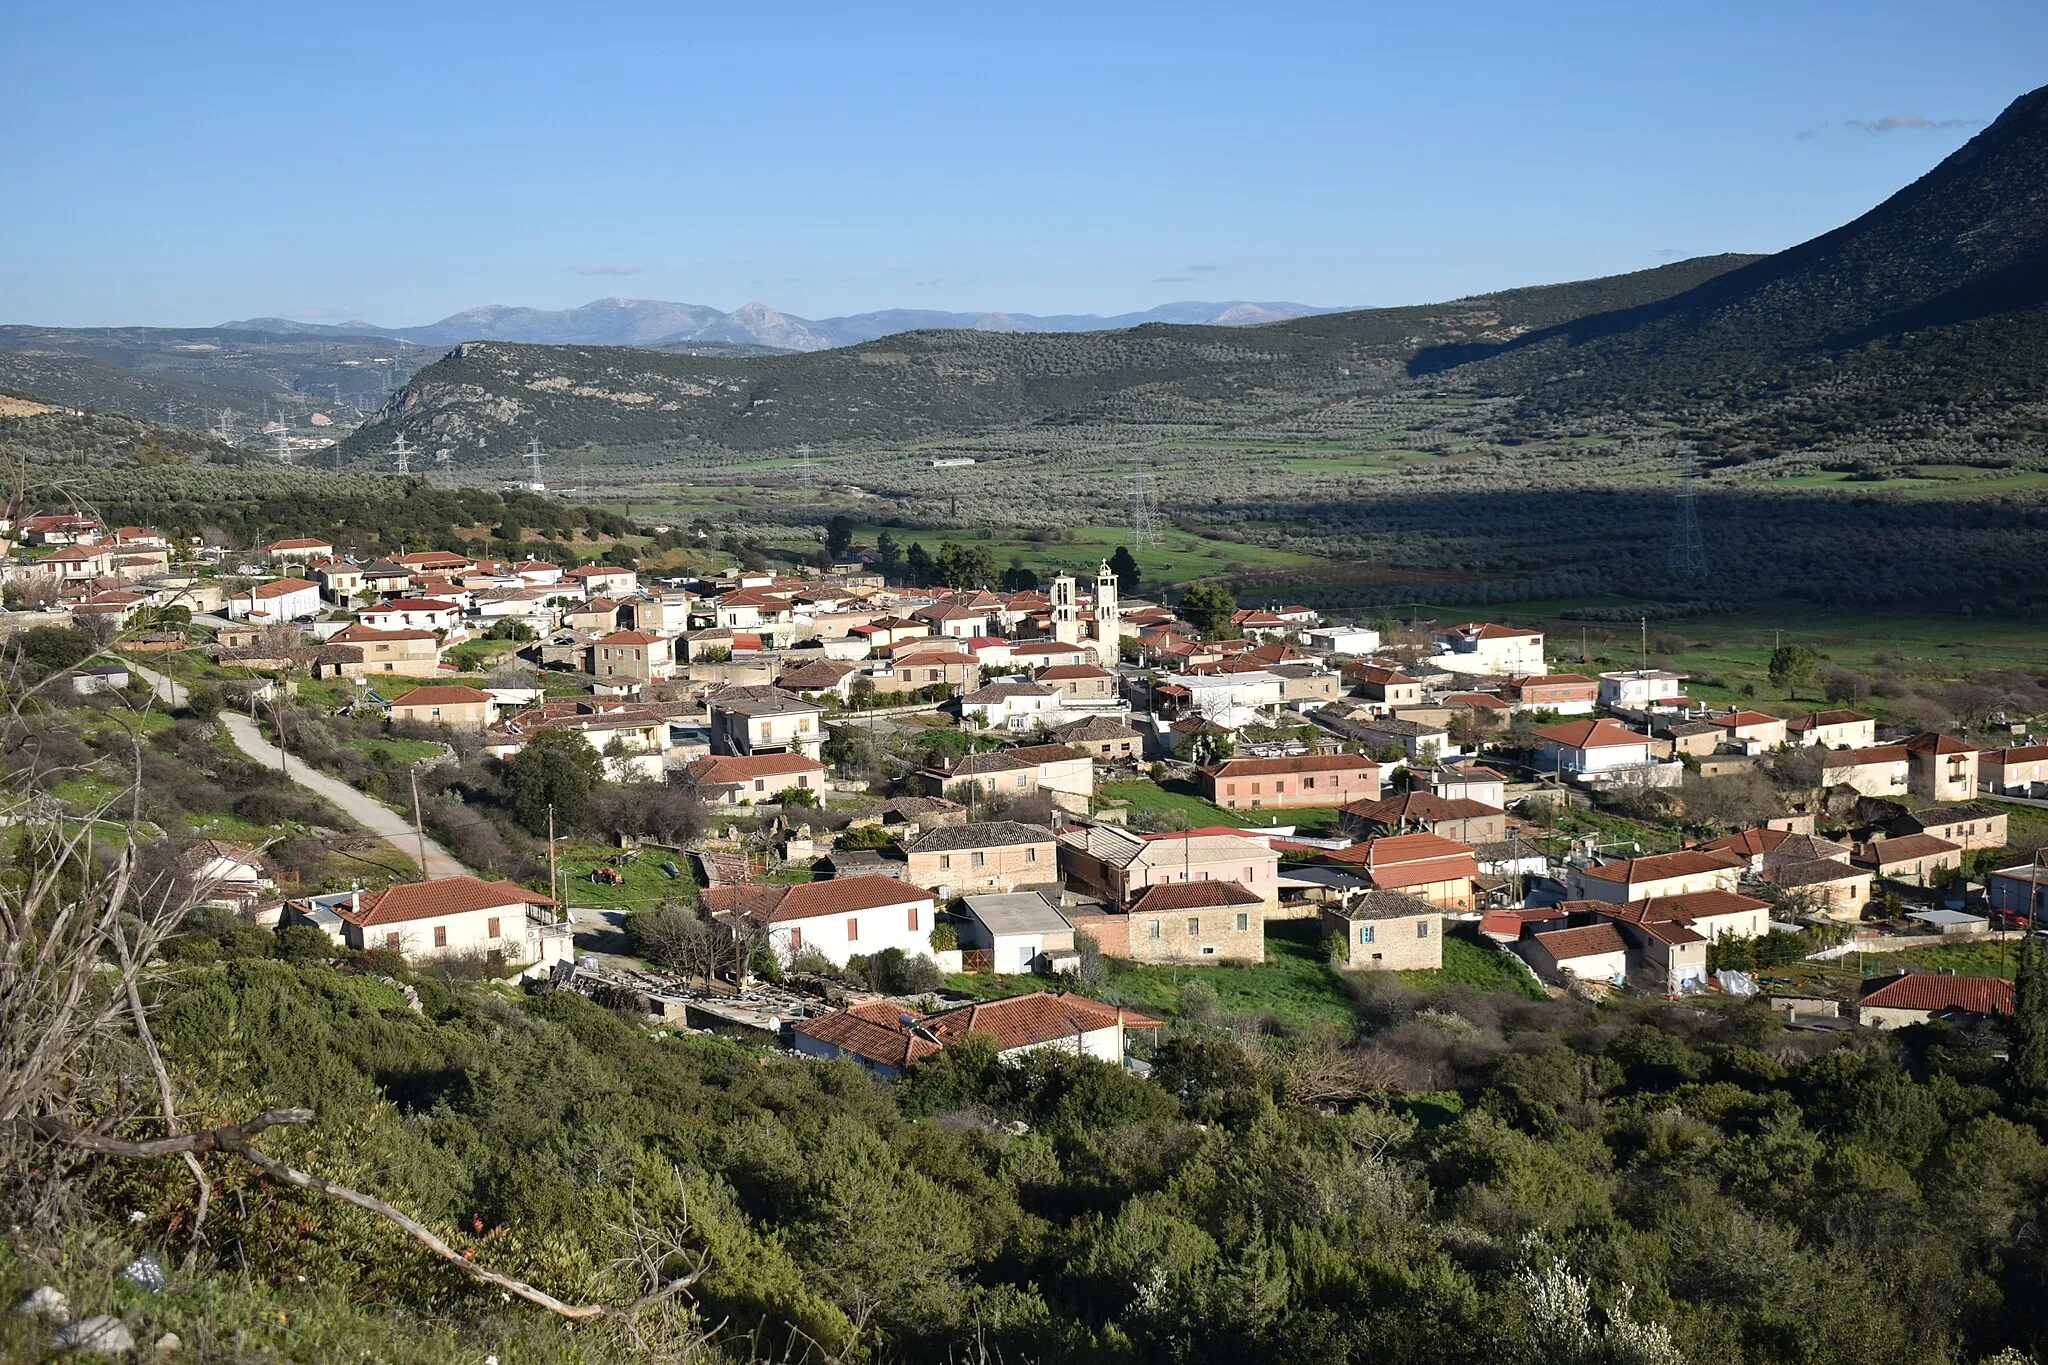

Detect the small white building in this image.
[1534,718,1654,776]
[958,891,1077,975]
[358,598,463,633]
[226,577,321,623]
[1433,623,1545,677]
[709,874,937,969]
[790,991,1161,1079]
[1302,625,1381,656]
[1521,922,1628,985]
[1597,669,1687,710]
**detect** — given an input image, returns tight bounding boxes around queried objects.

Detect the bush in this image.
[275,924,338,963]
[867,946,945,995]
[928,922,958,953]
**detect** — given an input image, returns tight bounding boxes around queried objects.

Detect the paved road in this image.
[128,660,470,880]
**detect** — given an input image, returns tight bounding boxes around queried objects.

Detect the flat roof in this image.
[961,891,1070,936]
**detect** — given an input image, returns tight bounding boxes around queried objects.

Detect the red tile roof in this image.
[1861,973,2013,1016]
[241,577,319,599]
[1536,718,1649,750]
[391,685,494,707]
[768,875,934,923]
[683,754,825,785]
[1903,731,1978,756]
[1533,922,1628,961]
[338,876,550,927]
[1204,754,1376,779]
[1709,710,1783,729]
[1855,834,1961,866]
[1823,745,1909,766]
[1576,849,1744,885]
[1126,880,1261,912]
[924,992,1162,1051]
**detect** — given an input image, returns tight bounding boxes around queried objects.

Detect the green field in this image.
[1100,778,1346,835]
[951,918,1539,1028]
[847,522,1323,588]
[555,842,698,912]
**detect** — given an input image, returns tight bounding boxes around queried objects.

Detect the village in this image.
[6,507,2044,1072]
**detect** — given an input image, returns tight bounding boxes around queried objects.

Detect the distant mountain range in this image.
[345,81,2048,465]
[218,298,1355,352]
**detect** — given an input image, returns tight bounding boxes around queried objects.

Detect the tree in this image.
[1768,643,1821,699]
[502,727,604,834]
[776,785,820,808]
[904,542,933,587]
[875,530,902,576]
[1108,545,1142,595]
[1177,581,1238,638]
[2014,928,2048,1100]
[825,515,854,561]
[999,564,1039,591]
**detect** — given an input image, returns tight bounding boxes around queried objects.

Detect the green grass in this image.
[1100,778,1346,835]
[951,917,1540,1029]
[348,735,446,764]
[1398,925,1547,999]
[555,842,698,912]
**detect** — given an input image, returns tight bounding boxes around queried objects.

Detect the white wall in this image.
[772,898,935,967]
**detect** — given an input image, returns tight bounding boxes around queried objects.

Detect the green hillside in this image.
[345,256,1755,461]
[1420,83,2048,461]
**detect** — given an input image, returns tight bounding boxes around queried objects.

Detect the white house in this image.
[958,890,1077,974]
[1535,718,1654,776]
[1433,622,1545,677]
[293,876,571,966]
[1597,670,1687,710]
[959,680,1064,731]
[1302,626,1381,656]
[1786,709,1877,750]
[1520,923,1628,985]
[358,598,463,633]
[708,874,936,969]
[226,577,321,623]
[1568,852,1748,906]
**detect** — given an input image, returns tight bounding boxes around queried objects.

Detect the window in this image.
[940,854,952,870]
[1186,917,1200,935]
[789,926,801,949]
[1148,919,1162,939]
[1417,919,1431,939]
[907,906,919,931]
[1235,913,1249,932]
[1302,776,1316,790]
[846,918,858,942]
[1274,781,1285,795]
[1025,848,1037,863]
[487,917,501,939]
[385,932,401,950]
[1251,782,1261,795]
[754,779,765,792]
[1201,945,1217,955]
[1358,924,1375,944]
[971,851,985,868]
[433,926,447,948]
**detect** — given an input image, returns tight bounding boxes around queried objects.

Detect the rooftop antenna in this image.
[525,437,545,490]
[1668,450,1708,584]
[1129,452,1157,547]
[391,432,412,475]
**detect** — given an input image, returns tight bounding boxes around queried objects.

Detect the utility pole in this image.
[410,766,430,880]
[548,803,560,909]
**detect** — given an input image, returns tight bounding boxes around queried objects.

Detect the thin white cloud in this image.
[1847,112,1983,134]
[1155,275,1194,283]
[574,265,642,276]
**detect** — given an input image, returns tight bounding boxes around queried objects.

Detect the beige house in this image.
[1067,881,1266,964]
[1905,732,1980,803]
[1058,822,1281,909]
[389,684,498,731]
[1786,709,1877,749]
[1342,662,1423,709]
[1855,833,1962,887]
[1886,804,2008,852]
[901,821,1058,895]
[586,630,672,690]
[871,648,981,696]
[1318,832,1480,911]
[1981,744,2048,796]
[1708,710,1788,752]
[1035,663,1118,700]
[1339,790,1507,845]
[1322,890,1442,971]
[1568,849,1745,904]
[322,623,442,678]
[1054,714,1143,763]
[678,753,827,805]
[1820,745,1911,797]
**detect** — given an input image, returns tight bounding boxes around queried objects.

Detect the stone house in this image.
[1321,890,1442,971]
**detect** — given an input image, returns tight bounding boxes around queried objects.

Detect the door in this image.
[1018,943,1036,972]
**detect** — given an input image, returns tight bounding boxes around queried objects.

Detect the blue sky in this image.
[2,1,2039,327]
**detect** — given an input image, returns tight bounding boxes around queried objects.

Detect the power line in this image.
[1129,453,1157,547]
